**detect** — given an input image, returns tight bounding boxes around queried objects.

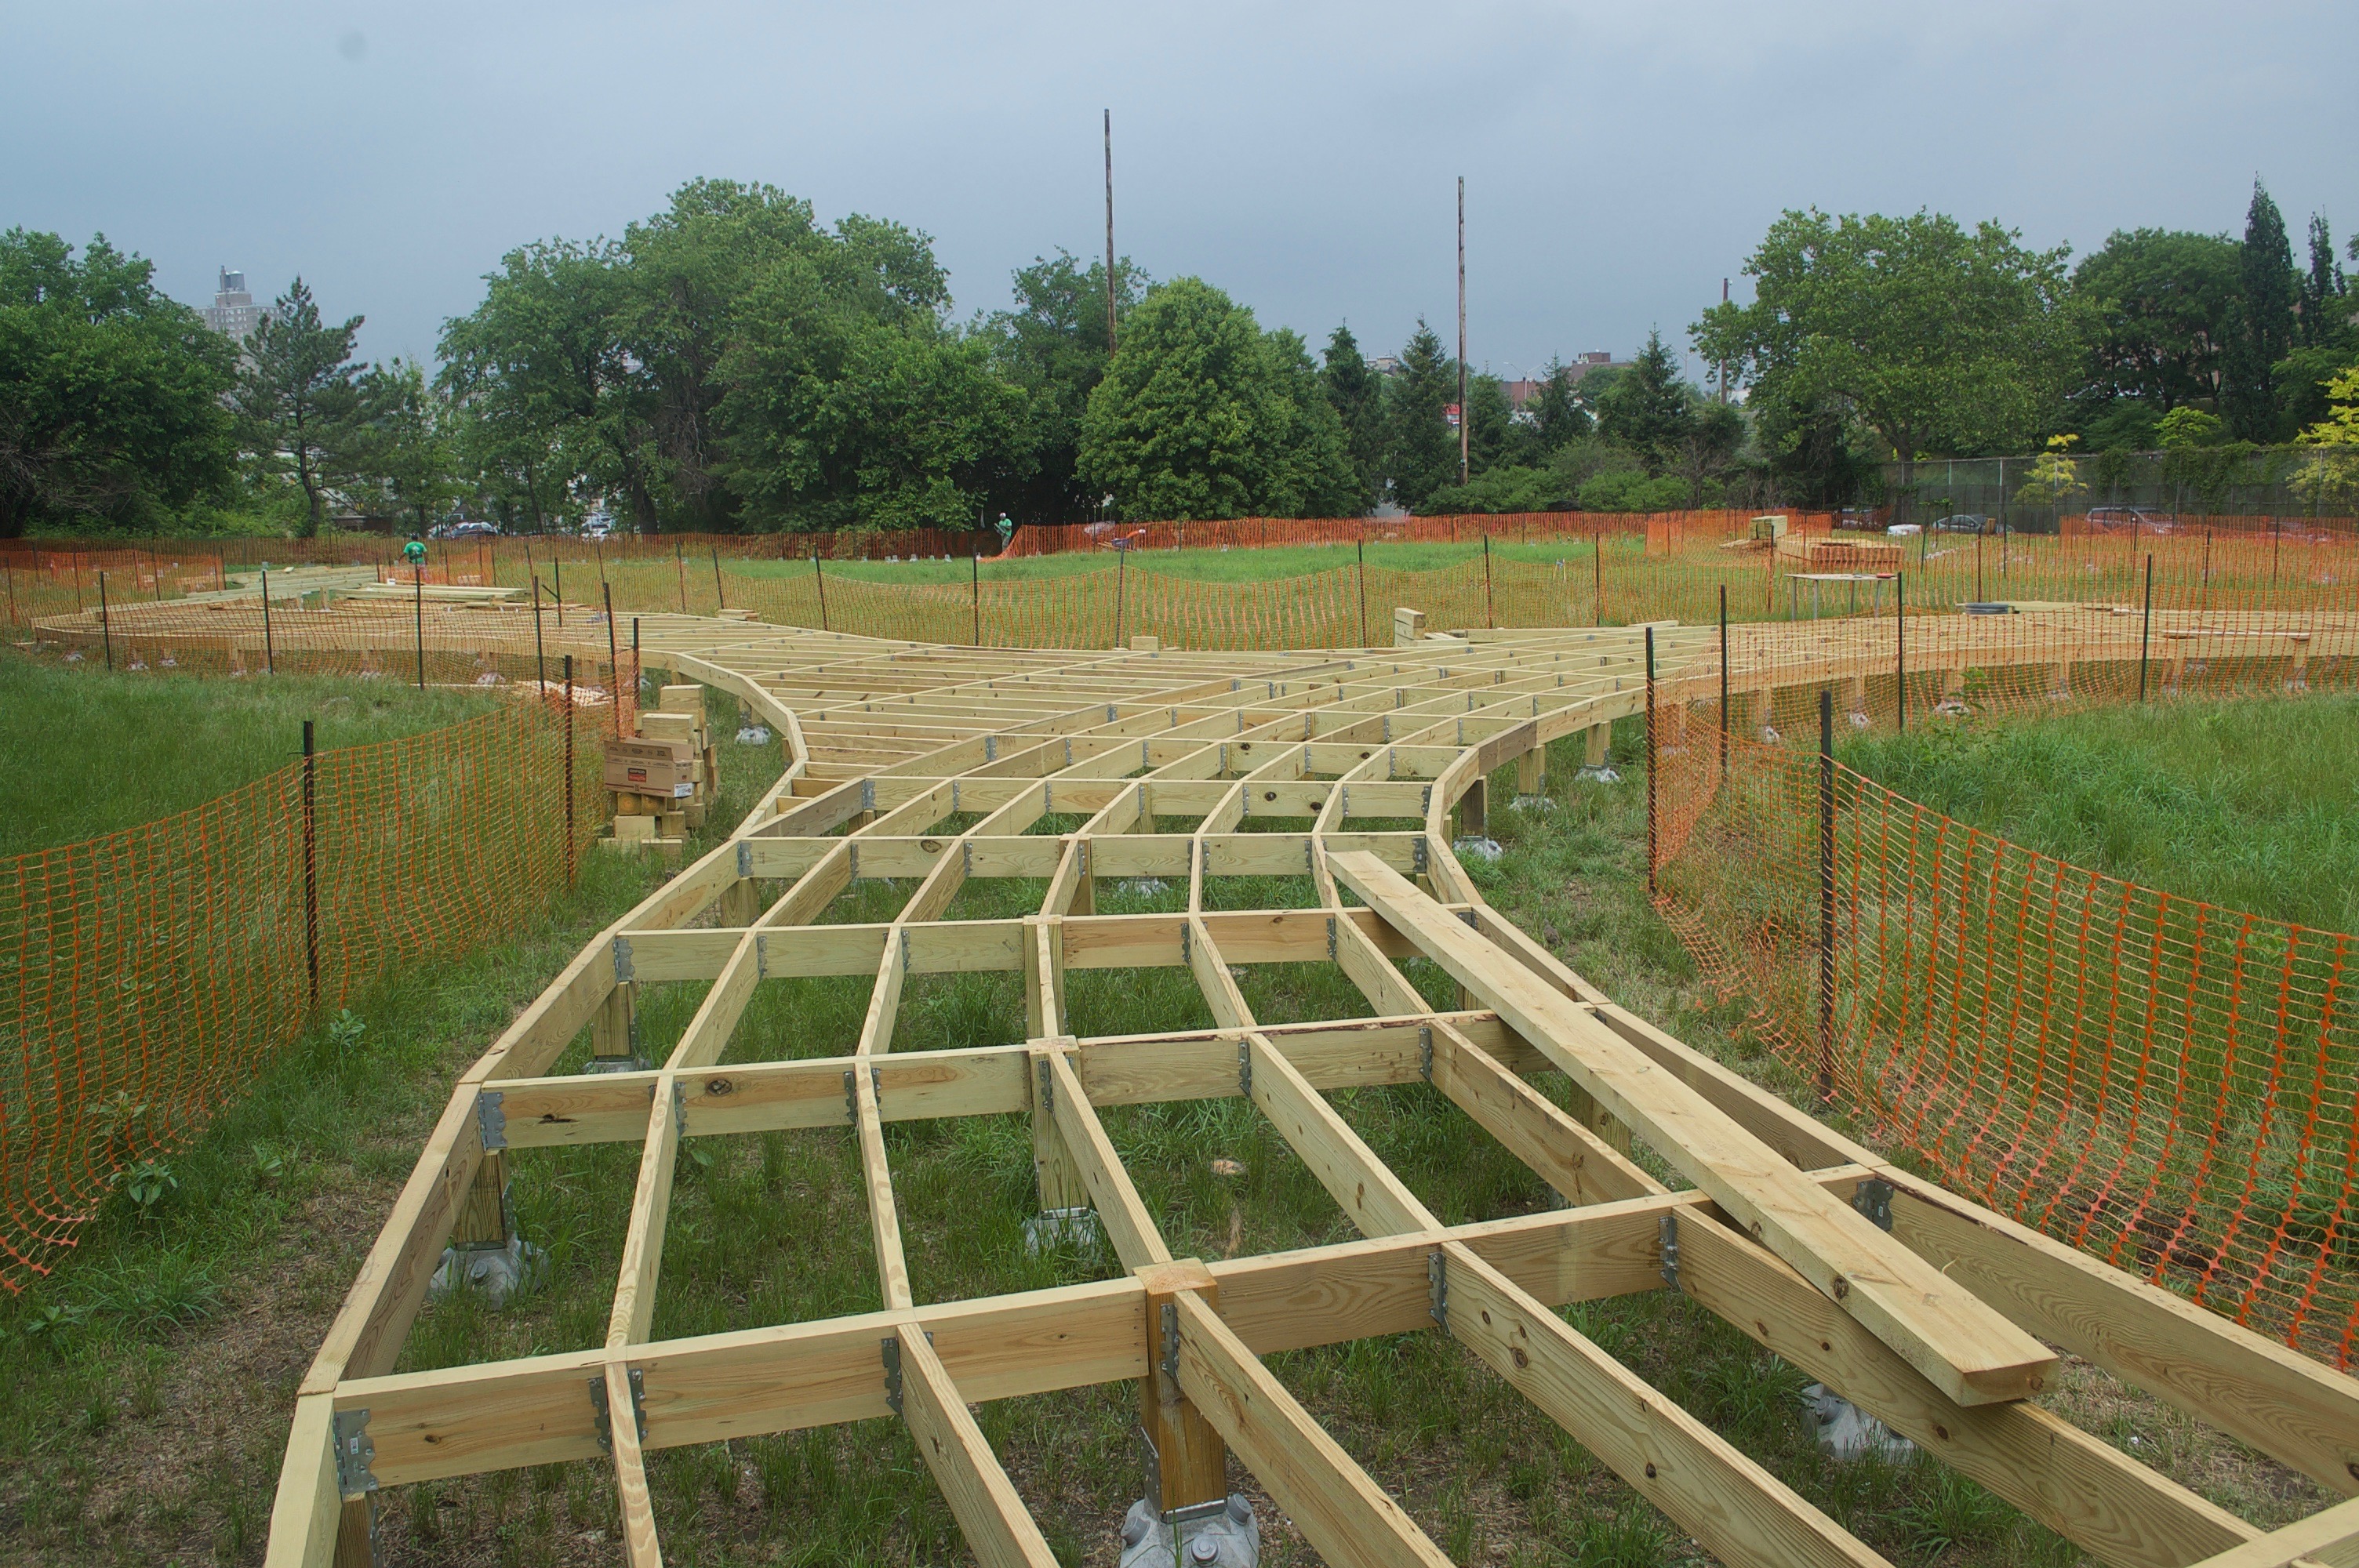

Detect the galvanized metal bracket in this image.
[860,778,876,812]
[843,1069,858,1123]
[881,1334,904,1415]
[474,1090,507,1152]
[736,840,753,879]
[1412,835,1430,874]
[1427,1249,1448,1327]
[332,1407,377,1497]
[1036,1054,1054,1113]
[1237,1039,1252,1099]
[1853,1177,1894,1232]
[610,935,634,985]
[983,735,998,762]
[587,1369,646,1452]
[1659,1212,1681,1294]
[1325,915,1339,962]
[1159,1301,1181,1382]
[1418,1025,1434,1083]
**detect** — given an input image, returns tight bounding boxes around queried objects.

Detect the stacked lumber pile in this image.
[602,684,722,862]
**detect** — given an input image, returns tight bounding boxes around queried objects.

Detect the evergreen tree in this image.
[1380,320,1459,510]
[2298,213,2346,348]
[1464,373,1514,474]
[234,278,365,535]
[1320,323,1384,510]
[2223,180,2297,440]
[1595,330,1693,474]
[1528,360,1591,454]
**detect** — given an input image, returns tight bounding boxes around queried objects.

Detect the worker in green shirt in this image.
[402,535,427,570]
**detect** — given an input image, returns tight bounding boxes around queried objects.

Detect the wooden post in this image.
[1585,722,1609,770]
[1027,1044,1086,1213]
[1458,775,1486,840]
[1515,748,1543,797]
[1140,1261,1229,1519]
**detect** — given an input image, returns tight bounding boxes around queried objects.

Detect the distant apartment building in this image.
[202,268,268,340]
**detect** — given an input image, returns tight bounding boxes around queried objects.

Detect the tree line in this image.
[5,176,2356,539]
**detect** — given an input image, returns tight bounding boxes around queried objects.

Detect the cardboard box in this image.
[604,737,695,798]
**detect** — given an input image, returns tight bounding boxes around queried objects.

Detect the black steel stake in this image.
[604,582,622,736]
[1817,688,1835,1104]
[413,566,426,688]
[263,567,275,674]
[1644,626,1657,895]
[1717,584,1728,786]
[302,719,319,1009]
[99,571,113,670]
[2139,554,2154,702]
[1895,572,1906,732]
[563,655,576,884]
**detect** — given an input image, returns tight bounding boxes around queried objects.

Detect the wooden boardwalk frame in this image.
[266,615,2359,1568]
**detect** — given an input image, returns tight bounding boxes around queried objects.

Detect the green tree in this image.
[2223,180,2297,441]
[439,238,653,527]
[349,358,455,534]
[2297,213,2346,347]
[2070,228,2241,413]
[1380,321,1459,510]
[717,261,1026,531]
[1527,360,1592,454]
[1320,323,1384,510]
[1078,278,1354,520]
[985,249,1149,522]
[1594,331,1692,474]
[0,230,237,536]
[1464,372,1516,474]
[234,278,364,535]
[1694,209,2081,513]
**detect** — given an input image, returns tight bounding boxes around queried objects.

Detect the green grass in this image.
[0,651,503,857]
[1839,692,2359,932]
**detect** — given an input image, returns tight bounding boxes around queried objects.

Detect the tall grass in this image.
[1840,692,2359,932]
[0,652,500,857]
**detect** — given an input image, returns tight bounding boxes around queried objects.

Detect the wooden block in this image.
[612,815,656,844]
[658,684,707,724]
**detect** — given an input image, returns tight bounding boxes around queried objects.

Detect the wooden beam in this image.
[1244,1033,1436,1238]
[1045,1050,1171,1272]
[605,1359,663,1567]
[1427,1021,1656,1206]
[1169,1289,1454,1568]
[2180,1494,2359,1567]
[1330,850,2055,1408]
[261,1394,341,1568]
[897,1329,1061,1568]
[1675,1210,2262,1568]
[1439,1240,1890,1568]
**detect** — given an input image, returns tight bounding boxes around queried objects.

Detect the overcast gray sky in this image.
[8,1,2354,378]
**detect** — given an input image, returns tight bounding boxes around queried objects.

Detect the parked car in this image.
[2085,506,2176,535]
[449,520,502,539]
[1930,514,1986,534]
[582,518,614,541]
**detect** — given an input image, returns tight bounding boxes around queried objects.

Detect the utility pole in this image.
[1104,110,1118,355]
[1457,176,1469,485]
[1718,278,1730,404]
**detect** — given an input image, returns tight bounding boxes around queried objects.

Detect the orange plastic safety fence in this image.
[0,698,605,1289]
[1649,695,2359,1367]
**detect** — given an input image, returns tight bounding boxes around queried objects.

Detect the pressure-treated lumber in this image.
[1170,1289,1453,1568]
[897,1329,1061,1568]
[1330,848,2058,1408]
[269,613,2359,1568]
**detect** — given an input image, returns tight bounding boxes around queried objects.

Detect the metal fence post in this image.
[1356,539,1368,647]
[563,654,576,884]
[98,571,113,670]
[1644,625,1657,895]
[972,553,981,645]
[1482,532,1496,628]
[2139,554,2154,702]
[413,565,426,688]
[1895,571,1906,732]
[1817,687,1835,1104]
[1717,585,1728,786]
[812,553,828,632]
[604,582,622,736]
[532,575,547,690]
[263,567,275,674]
[302,718,320,1010]
[711,545,726,612]
[1114,548,1127,648]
